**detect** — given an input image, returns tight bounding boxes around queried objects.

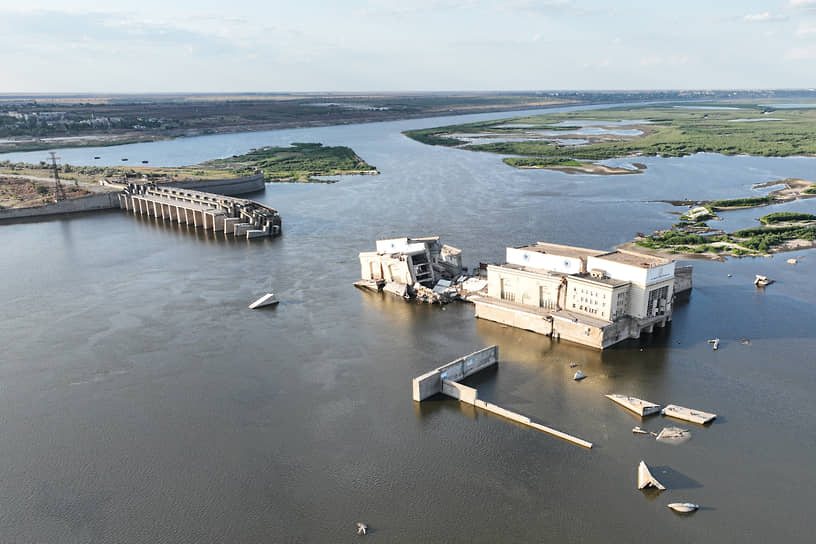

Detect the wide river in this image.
[2,106,816,542]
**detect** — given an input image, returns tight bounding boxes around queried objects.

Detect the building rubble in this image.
[355,236,487,304]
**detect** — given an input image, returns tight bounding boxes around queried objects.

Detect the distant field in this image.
[0,92,580,153]
[403,103,816,166]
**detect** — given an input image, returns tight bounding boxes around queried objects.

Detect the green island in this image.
[199,142,377,182]
[0,142,377,209]
[403,103,816,174]
[626,178,816,259]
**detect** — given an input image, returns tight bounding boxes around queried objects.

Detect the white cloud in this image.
[796,23,816,36]
[639,54,689,67]
[786,45,816,58]
[742,12,784,22]
[789,0,816,6]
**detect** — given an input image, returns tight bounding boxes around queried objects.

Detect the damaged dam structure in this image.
[118,182,281,239]
[472,242,690,349]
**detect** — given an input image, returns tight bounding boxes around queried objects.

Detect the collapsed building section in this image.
[356,236,468,303]
[118,183,281,239]
[471,242,687,349]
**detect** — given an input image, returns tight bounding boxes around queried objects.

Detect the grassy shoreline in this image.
[631,178,816,259]
[403,103,816,173]
[0,141,379,205]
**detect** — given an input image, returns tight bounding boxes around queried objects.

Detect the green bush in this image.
[759,212,816,224]
[709,196,773,209]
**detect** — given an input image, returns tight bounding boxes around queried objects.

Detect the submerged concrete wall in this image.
[0,192,120,222]
[412,345,593,448]
[412,345,498,401]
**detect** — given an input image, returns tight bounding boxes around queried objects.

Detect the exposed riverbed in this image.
[1,106,816,543]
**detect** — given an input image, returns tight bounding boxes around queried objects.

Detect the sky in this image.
[1,0,816,93]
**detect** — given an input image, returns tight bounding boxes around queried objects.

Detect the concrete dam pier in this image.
[118,183,281,239]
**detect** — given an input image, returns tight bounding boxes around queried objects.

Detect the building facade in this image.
[473,242,678,349]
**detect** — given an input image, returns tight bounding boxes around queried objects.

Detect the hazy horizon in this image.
[3,1,816,94]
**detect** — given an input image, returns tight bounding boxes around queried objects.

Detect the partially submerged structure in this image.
[606,394,661,417]
[119,182,281,239]
[471,242,683,349]
[661,404,717,425]
[412,346,592,449]
[357,236,466,302]
[359,236,463,286]
[638,460,666,490]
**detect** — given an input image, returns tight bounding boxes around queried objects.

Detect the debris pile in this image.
[355,236,488,305]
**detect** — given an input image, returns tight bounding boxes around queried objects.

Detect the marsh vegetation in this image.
[404,103,816,171]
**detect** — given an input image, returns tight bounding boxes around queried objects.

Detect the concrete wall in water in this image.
[412,345,498,401]
[675,265,693,294]
[168,173,265,196]
[0,192,121,222]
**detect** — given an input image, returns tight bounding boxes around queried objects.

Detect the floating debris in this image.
[248,293,279,309]
[573,370,586,381]
[656,426,691,444]
[667,503,699,513]
[707,338,720,350]
[606,394,661,417]
[632,426,651,435]
[754,275,774,287]
[353,279,384,293]
[662,404,717,425]
[787,258,798,265]
[569,362,579,368]
[727,274,732,277]
[741,338,751,345]
[356,522,368,535]
[638,460,666,490]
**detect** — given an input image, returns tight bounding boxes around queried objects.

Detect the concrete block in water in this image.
[412,345,498,401]
[442,380,478,405]
[384,282,409,298]
[223,217,240,234]
[233,223,253,236]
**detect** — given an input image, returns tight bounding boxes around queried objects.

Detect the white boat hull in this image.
[668,502,699,513]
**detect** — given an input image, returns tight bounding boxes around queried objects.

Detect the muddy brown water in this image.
[2,107,816,542]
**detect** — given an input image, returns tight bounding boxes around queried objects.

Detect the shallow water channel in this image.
[1,106,816,542]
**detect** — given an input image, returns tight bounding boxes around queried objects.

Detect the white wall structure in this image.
[475,243,681,349]
[507,246,588,275]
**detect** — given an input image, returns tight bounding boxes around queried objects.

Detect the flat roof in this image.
[569,274,629,288]
[593,250,671,269]
[491,262,566,278]
[515,242,604,260]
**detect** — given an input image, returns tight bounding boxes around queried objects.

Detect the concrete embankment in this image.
[0,192,121,222]
[1,174,267,225]
[168,173,265,196]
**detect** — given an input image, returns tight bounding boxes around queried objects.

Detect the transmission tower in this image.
[48,151,67,202]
